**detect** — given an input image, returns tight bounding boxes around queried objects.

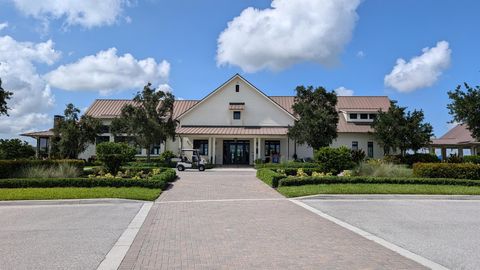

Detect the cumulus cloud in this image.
[0,35,60,136]
[384,41,451,93]
[45,48,170,94]
[216,0,361,72]
[0,22,8,31]
[11,0,130,28]
[334,86,354,96]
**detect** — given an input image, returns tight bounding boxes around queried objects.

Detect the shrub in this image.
[256,168,286,188]
[384,153,440,166]
[16,163,81,178]
[446,154,463,163]
[0,159,85,178]
[0,177,164,189]
[159,150,176,162]
[278,175,480,187]
[314,146,355,174]
[96,142,136,174]
[464,155,480,164]
[353,161,413,178]
[351,149,366,164]
[255,162,321,169]
[413,163,480,179]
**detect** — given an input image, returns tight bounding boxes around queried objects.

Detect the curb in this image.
[0,198,147,206]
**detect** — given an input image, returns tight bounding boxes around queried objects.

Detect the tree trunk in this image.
[146,144,152,162]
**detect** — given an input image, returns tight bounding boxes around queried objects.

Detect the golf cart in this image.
[175,149,206,171]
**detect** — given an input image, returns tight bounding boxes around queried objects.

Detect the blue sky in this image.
[0,0,479,140]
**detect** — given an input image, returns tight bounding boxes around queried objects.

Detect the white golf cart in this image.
[175,149,206,171]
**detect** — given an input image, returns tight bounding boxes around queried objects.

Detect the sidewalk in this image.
[118,171,425,269]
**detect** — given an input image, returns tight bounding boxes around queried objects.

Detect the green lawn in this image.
[277,184,480,198]
[0,187,161,201]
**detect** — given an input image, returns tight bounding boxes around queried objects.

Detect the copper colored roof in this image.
[85,96,390,134]
[177,126,288,135]
[85,99,198,119]
[21,130,54,138]
[431,124,478,146]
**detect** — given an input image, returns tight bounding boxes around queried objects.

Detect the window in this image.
[96,136,110,144]
[265,141,280,156]
[352,141,358,151]
[360,113,368,119]
[235,84,240,92]
[349,113,358,119]
[233,111,241,120]
[150,143,161,155]
[193,140,208,155]
[368,141,374,158]
[369,114,377,120]
[99,125,110,133]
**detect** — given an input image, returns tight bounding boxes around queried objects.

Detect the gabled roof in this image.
[431,124,479,146]
[175,74,297,120]
[21,130,54,138]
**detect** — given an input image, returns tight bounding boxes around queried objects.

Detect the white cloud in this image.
[334,86,354,96]
[45,48,170,94]
[0,22,8,31]
[11,0,130,29]
[0,35,60,136]
[216,0,361,73]
[157,83,172,93]
[384,41,451,93]
[356,50,365,58]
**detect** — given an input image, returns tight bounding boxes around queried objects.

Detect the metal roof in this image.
[431,124,478,146]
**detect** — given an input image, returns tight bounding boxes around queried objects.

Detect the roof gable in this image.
[176,74,296,120]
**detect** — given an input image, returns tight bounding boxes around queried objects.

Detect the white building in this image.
[25,74,390,164]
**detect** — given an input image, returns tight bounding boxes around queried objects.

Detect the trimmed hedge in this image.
[255,162,321,169]
[256,168,286,188]
[464,155,480,164]
[384,154,440,166]
[0,168,176,189]
[0,160,85,178]
[413,163,480,179]
[278,176,480,187]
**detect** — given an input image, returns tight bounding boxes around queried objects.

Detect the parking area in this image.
[302,195,480,270]
[0,200,144,270]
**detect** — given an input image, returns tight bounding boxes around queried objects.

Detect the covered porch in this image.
[20,130,54,159]
[430,124,479,161]
[175,126,308,165]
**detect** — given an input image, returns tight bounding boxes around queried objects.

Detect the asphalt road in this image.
[302,195,480,270]
[0,200,143,270]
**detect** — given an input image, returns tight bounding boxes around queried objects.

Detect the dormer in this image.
[343,111,378,123]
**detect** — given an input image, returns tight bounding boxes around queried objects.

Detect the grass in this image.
[277,184,480,198]
[353,162,413,178]
[0,187,161,201]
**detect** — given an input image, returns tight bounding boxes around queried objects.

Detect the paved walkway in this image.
[119,171,425,270]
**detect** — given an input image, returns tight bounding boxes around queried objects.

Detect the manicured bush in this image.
[278,175,480,187]
[446,154,463,163]
[279,167,326,176]
[0,159,85,178]
[255,162,321,169]
[96,142,137,174]
[413,163,480,179]
[384,153,440,166]
[314,146,355,174]
[0,168,176,190]
[256,168,286,188]
[464,155,480,164]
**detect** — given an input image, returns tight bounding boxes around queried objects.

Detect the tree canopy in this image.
[0,139,35,159]
[111,83,177,161]
[372,101,433,155]
[51,103,101,159]
[288,85,339,150]
[0,78,13,116]
[447,83,480,140]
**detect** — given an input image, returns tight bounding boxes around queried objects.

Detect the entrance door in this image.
[223,140,250,165]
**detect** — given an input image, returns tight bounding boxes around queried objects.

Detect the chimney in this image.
[53,115,65,129]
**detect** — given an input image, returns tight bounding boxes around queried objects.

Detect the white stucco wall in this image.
[331,132,384,159]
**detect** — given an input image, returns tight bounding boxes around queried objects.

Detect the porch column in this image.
[208,137,212,163]
[473,147,478,156]
[441,147,447,161]
[212,137,216,164]
[258,138,263,161]
[458,148,464,158]
[253,137,257,162]
[35,137,40,158]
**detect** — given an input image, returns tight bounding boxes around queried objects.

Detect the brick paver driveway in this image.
[119,170,425,270]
